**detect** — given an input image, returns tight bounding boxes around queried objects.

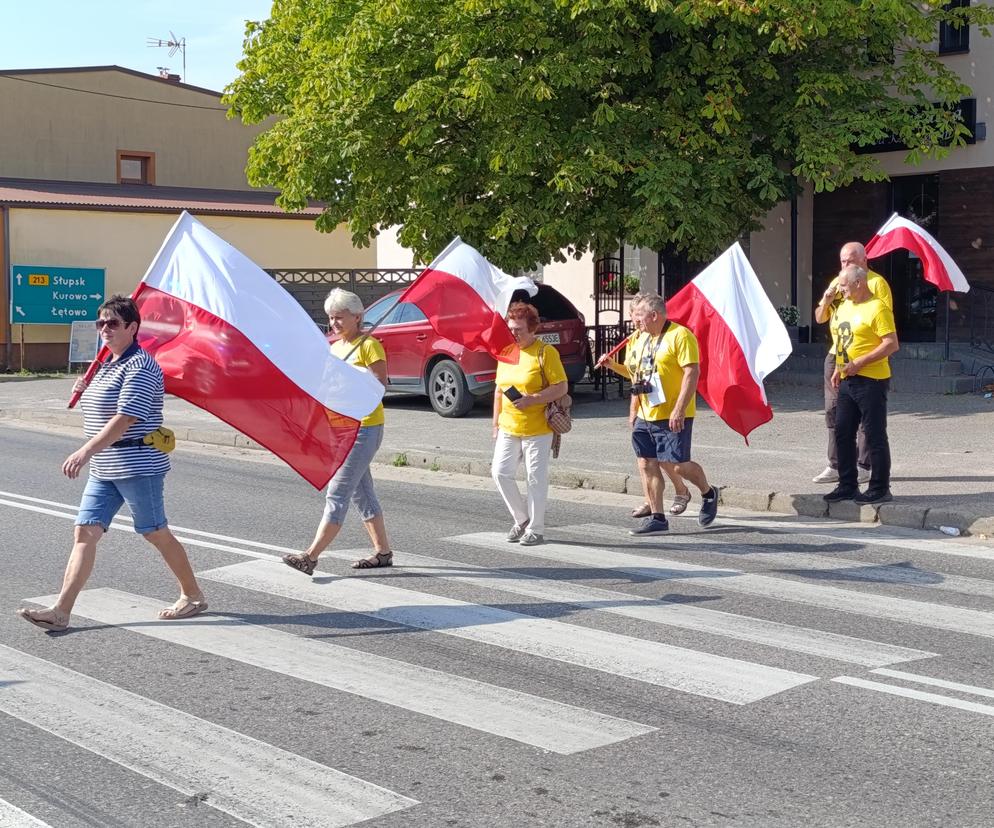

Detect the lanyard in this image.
[635,322,671,381]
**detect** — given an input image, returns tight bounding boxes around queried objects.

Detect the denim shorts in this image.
[631,417,694,463]
[76,474,168,535]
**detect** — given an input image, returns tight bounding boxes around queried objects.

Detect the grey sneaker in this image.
[629,516,669,536]
[857,467,871,485]
[812,466,839,484]
[518,532,544,546]
[506,522,529,543]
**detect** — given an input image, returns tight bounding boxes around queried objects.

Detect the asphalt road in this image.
[2,423,994,828]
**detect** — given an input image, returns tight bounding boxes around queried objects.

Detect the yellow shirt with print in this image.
[616,329,646,380]
[496,341,567,437]
[827,269,893,355]
[832,298,896,380]
[330,335,386,427]
[634,323,699,421]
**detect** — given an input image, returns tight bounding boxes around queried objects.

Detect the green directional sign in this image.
[10,265,105,325]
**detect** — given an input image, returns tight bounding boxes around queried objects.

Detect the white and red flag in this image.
[666,243,792,442]
[398,237,537,362]
[865,213,970,293]
[98,211,382,489]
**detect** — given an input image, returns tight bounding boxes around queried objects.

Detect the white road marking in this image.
[832,676,994,719]
[314,548,933,668]
[451,533,994,639]
[199,560,817,705]
[568,523,994,599]
[869,669,994,701]
[0,645,416,828]
[0,800,52,828]
[34,588,653,754]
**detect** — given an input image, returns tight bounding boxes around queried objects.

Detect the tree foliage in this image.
[226,0,994,270]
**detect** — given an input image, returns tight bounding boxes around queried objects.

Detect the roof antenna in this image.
[146,32,186,81]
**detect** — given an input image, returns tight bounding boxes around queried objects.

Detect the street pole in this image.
[2,206,11,370]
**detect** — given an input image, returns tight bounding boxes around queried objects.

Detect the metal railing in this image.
[265,268,421,325]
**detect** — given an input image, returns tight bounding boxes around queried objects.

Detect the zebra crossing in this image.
[5,497,994,826]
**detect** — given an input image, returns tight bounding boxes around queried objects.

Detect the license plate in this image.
[537,333,560,344]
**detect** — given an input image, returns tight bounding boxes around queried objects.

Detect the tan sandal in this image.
[352,551,393,569]
[670,493,691,515]
[631,503,652,519]
[158,597,208,621]
[16,606,69,632]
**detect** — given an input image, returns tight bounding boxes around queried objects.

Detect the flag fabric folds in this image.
[133,211,384,489]
[665,243,792,442]
[398,237,538,363]
[865,213,970,293]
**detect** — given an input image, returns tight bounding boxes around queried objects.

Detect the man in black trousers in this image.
[823,265,900,505]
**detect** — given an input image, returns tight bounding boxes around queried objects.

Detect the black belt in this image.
[111,437,147,448]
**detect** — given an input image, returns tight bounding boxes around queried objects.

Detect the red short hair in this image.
[506,301,539,332]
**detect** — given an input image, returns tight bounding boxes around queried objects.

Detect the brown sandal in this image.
[631,503,652,519]
[352,551,393,570]
[670,493,692,515]
[283,553,317,576]
[17,607,69,632]
[158,597,208,621]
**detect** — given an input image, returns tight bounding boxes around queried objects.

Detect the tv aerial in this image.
[147,32,186,81]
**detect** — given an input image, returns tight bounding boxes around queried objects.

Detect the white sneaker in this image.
[812,466,839,484]
[858,468,871,485]
[518,532,544,546]
[506,522,529,543]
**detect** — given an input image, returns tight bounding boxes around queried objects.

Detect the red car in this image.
[336,285,588,417]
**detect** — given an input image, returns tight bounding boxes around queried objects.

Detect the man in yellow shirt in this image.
[824,265,899,505]
[626,294,718,535]
[813,241,893,485]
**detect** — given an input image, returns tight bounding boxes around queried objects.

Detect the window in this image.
[116,150,155,184]
[362,294,401,327]
[939,0,970,55]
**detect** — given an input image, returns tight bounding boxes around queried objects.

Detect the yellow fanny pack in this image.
[112,427,176,454]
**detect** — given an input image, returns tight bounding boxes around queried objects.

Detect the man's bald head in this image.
[840,242,869,270]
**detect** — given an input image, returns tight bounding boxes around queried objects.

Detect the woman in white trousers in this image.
[491,302,568,547]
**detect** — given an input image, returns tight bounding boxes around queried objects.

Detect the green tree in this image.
[226,0,994,270]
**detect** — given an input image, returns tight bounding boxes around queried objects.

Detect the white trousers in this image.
[491,431,554,535]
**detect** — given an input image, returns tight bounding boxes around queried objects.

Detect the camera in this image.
[630,380,652,396]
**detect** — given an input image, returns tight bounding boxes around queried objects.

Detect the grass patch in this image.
[392,453,409,467]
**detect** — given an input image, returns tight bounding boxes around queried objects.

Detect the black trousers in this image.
[823,352,870,470]
[835,375,890,491]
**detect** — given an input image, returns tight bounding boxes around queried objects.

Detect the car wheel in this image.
[428,359,474,417]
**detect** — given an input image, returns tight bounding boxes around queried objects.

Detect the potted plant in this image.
[778,304,800,343]
[623,274,640,295]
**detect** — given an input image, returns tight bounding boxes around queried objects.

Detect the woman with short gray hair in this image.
[283,288,394,572]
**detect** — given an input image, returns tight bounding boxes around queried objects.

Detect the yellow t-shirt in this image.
[330,335,386,427]
[832,298,896,380]
[827,270,893,354]
[633,323,699,421]
[496,341,567,437]
[616,329,645,380]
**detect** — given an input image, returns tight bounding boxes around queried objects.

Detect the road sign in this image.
[10,265,105,325]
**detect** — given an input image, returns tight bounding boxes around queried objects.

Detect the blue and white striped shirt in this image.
[80,342,171,480]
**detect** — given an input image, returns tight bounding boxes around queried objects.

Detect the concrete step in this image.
[770,370,975,395]
[780,354,965,378]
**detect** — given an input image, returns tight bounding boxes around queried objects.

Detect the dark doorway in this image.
[882,174,940,342]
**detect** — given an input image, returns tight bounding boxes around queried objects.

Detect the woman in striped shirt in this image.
[17,296,207,632]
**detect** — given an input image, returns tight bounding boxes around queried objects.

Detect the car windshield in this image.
[362,294,401,327]
[510,286,577,322]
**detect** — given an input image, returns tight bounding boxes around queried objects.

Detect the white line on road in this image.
[315,548,934,668]
[450,532,994,639]
[0,645,416,828]
[869,668,994,701]
[0,799,52,828]
[199,560,817,705]
[567,523,994,599]
[832,676,994,719]
[33,588,653,754]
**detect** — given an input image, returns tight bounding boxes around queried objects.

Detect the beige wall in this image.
[8,208,375,345]
[0,69,267,189]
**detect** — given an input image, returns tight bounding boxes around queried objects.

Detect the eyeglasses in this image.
[95,318,123,330]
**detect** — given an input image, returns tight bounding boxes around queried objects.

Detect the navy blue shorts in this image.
[632,418,694,463]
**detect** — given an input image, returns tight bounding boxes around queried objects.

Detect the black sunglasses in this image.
[95,318,123,330]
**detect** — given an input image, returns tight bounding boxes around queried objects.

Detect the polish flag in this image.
[125,212,382,489]
[398,237,537,363]
[865,213,970,293]
[665,243,792,442]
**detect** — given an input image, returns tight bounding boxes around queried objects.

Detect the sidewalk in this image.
[2,375,993,536]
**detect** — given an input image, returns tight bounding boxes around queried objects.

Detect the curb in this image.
[3,406,990,539]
